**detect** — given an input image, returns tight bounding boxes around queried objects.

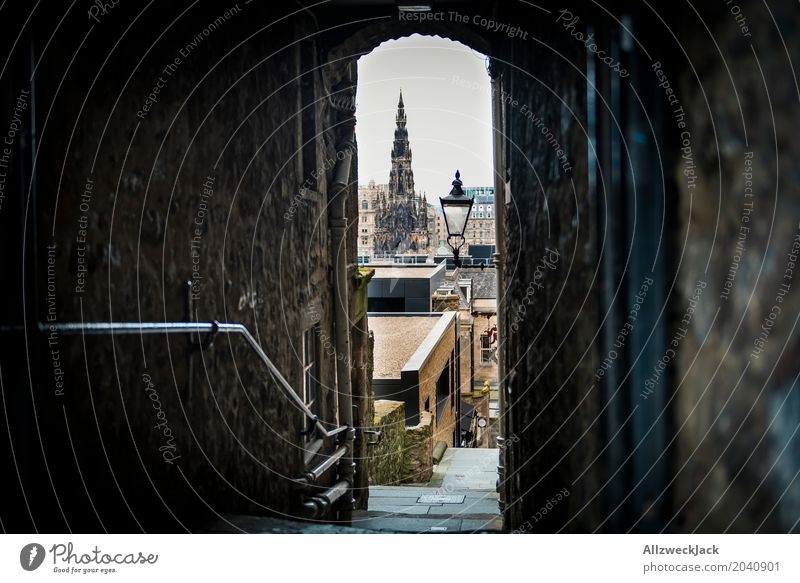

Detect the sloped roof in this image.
[458,268,497,299]
[370,316,439,378]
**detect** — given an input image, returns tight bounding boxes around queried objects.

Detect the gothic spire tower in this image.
[373,90,431,256]
[388,89,415,199]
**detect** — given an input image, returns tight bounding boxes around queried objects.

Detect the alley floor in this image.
[352,448,502,533]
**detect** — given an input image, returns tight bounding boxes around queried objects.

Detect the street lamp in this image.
[439,170,473,268]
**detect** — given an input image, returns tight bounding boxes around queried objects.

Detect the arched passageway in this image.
[0,0,797,535]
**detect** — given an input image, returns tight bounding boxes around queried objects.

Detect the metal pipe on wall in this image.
[328,117,357,523]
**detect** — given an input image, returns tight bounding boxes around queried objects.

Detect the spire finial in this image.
[449,170,464,196]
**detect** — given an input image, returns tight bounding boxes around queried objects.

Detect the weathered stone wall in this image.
[494,1,602,532]
[432,292,460,312]
[7,3,359,530]
[669,1,800,533]
[368,400,435,485]
[368,400,406,486]
[403,412,434,484]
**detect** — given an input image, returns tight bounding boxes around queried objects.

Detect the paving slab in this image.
[426,501,499,516]
[417,494,465,504]
[368,496,438,506]
[353,515,464,533]
[367,504,433,515]
[369,487,439,497]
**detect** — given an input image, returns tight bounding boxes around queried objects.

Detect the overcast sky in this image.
[356,35,494,199]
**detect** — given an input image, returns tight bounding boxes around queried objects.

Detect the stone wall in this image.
[432,291,460,312]
[368,401,434,485]
[403,412,434,484]
[669,1,800,533]
[494,1,602,532]
[2,3,363,530]
[369,400,406,486]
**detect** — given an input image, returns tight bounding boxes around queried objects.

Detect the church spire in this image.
[374,89,430,257]
[396,89,406,128]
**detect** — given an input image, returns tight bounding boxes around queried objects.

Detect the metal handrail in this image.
[42,320,348,440]
[294,445,348,489]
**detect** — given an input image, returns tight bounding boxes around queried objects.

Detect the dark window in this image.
[362,199,368,209]
[450,351,455,410]
[368,297,405,312]
[436,363,449,422]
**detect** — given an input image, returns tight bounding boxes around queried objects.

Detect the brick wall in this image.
[417,317,459,447]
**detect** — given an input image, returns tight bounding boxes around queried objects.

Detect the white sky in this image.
[356,34,494,199]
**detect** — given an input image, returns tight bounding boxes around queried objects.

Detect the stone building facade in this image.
[464,187,496,247]
[357,180,385,257]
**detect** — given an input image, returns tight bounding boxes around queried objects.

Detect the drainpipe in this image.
[329,116,356,524]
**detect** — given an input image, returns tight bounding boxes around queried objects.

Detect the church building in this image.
[372,91,431,256]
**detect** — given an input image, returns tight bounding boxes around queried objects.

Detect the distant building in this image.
[464,186,496,247]
[367,264,446,312]
[370,312,461,448]
[432,204,449,253]
[431,266,498,448]
[363,91,432,258]
[357,180,386,257]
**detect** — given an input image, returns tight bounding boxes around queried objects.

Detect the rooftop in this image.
[370,316,441,378]
[371,264,443,279]
[457,268,497,299]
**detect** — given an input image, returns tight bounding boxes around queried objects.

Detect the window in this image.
[302,326,320,412]
[435,363,449,422]
[480,335,493,364]
[450,351,456,410]
[361,199,368,209]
